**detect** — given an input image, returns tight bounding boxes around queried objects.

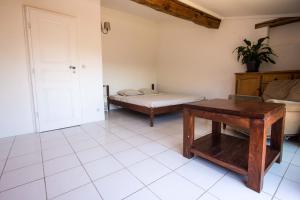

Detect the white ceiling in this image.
[101,0,172,21]
[102,0,300,19]
[190,0,300,17]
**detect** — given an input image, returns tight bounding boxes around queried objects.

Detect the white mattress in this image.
[110,93,204,108]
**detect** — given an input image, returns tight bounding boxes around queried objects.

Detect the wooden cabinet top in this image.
[235,70,300,75]
[184,99,285,119]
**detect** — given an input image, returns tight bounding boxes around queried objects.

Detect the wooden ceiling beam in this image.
[255,17,300,29]
[130,0,221,29]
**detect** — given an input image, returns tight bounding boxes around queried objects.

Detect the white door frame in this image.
[24,6,82,132]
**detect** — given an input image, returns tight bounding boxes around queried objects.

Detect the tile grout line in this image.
[270,150,297,200]
[106,123,237,200]
[80,125,150,199]
[105,148,164,200]
[195,171,229,200]
[65,125,300,199]
[113,155,163,200]
[38,131,49,200]
[90,117,288,198]
[0,137,16,180]
[61,129,104,200]
[0,137,45,194]
[0,135,45,194]
[0,126,149,184]
[0,139,277,198]
[85,124,154,156]
[2,117,297,199]
[200,192,222,200]
[7,142,42,160]
[43,133,127,197]
[95,120,166,140]
[272,141,300,200]
[43,163,82,178]
[81,124,164,200]
[82,126,169,182]
[3,157,42,174]
[104,126,206,199]
[95,121,215,199]
[0,178,45,194]
[93,122,176,164]
[5,149,42,160]
[0,151,75,176]
[48,182,93,200]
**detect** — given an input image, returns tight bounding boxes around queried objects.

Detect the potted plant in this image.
[234,37,277,72]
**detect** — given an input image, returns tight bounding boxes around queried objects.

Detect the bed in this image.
[104,84,204,127]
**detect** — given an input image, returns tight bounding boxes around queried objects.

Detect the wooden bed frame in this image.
[104,84,184,127]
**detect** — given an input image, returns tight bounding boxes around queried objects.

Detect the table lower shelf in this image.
[190,133,280,175]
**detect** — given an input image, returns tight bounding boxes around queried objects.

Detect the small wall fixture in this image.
[101,21,111,34]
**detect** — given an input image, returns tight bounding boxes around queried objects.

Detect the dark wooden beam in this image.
[255,17,300,29]
[130,0,221,29]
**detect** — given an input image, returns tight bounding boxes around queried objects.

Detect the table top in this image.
[184,99,285,119]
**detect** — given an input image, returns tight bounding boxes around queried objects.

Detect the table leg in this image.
[271,116,285,163]
[223,123,227,130]
[212,121,221,141]
[183,109,194,158]
[149,109,154,127]
[247,119,267,192]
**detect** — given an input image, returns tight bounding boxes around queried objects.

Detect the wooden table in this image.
[183,99,286,192]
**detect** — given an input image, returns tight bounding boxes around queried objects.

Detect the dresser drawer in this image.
[262,73,292,83]
[293,73,300,79]
[235,70,300,97]
[236,74,261,96]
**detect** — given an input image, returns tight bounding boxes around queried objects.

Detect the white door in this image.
[26,7,82,132]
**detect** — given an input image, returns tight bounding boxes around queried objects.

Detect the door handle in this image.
[69,66,76,70]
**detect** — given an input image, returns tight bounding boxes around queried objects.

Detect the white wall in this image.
[101,7,159,95]
[0,0,104,138]
[101,7,275,100]
[156,17,269,98]
[262,22,300,71]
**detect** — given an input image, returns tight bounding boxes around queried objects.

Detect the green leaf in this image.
[244,39,251,46]
[234,36,276,66]
[262,47,272,51]
[267,57,276,64]
[257,36,269,46]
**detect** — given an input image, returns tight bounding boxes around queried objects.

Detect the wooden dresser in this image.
[235,70,300,96]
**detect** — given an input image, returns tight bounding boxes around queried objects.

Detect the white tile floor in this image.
[0,109,299,200]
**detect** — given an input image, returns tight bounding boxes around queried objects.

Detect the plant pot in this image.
[246,61,260,72]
